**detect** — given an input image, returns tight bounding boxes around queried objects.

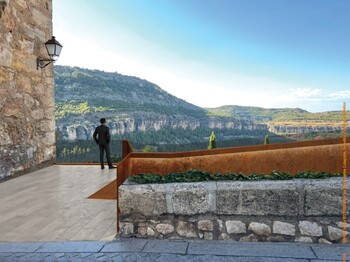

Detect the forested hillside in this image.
[206,105,349,122]
[206,105,349,137]
[54,66,267,141]
[54,66,347,163]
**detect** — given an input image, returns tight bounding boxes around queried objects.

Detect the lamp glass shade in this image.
[45,36,63,60]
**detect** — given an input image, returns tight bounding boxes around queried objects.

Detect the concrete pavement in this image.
[0,238,350,261]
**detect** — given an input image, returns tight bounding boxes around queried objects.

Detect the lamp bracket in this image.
[37,58,54,70]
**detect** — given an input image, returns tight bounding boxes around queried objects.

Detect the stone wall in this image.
[119,178,350,244]
[0,0,55,180]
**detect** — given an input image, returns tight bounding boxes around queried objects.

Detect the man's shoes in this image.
[109,166,116,169]
[101,165,105,169]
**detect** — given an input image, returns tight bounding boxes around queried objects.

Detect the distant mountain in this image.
[54,66,347,146]
[206,105,349,136]
[206,105,308,122]
[55,65,201,111]
[54,66,267,142]
[206,105,347,122]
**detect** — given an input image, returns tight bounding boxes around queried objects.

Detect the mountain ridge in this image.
[54,66,267,142]
[54,66,347,142]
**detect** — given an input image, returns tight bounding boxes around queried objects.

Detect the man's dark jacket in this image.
[93,125,110,145]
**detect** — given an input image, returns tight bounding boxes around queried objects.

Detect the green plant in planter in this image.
[264,134,270,145]
[128,169,344,184]
[142,145,157,152]
[208,131,217,149]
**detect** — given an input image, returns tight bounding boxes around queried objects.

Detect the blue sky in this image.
[53,0,350,112]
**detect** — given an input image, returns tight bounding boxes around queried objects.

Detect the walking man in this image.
[93,118,116,169]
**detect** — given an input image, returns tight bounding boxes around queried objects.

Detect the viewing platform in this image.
[0,165,117,242]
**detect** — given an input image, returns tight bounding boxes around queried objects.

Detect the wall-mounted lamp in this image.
[37,36,63,69]
[0,0,9,18]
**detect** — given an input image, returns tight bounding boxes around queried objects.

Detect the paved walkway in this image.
[0,165,117,241]
[0,239,350,261]
[1,165,350,261]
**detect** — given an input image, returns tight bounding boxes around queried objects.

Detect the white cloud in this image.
[53,27,348,113]
[289,88,322,98]
[327,90,350,99]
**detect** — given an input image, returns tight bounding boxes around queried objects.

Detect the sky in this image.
[52,0,350,112]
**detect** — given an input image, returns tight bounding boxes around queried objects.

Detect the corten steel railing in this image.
[116,140,133,231]
[115,137,350,232]
[123,137,349,159]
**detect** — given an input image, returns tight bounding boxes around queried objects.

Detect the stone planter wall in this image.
[119,178,350,244]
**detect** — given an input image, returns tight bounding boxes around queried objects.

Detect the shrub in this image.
[264,134,270,144]
[128,169,343,184]
[208,131,217,149]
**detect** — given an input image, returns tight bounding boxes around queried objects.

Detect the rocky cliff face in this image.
[54,66,345,141]
[57,113,267,140]
[267,123,343,134]
[54,66,267,141]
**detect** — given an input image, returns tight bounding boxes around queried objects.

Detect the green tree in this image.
[142,145,157,152]
[264,134,270,145]
[208,131,217,149]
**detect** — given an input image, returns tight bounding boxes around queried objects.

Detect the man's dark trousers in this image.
[93,123,114,169]
[99,144,113,168]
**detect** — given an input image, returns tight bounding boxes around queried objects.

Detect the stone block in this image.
[0,242,41,253]
[32,8,50,28]
[142,240,188,254]
[226,220,246,234]
[217,181,299,216]
[101,239,147,252]
[328,226,348,241]
[188,241,316,258]
[120,222,134,235]
[299,221,322,237]
[147,227,155,236]
[266,236,288,242]
[36,242,104,253]
[217,219,224,232]
[248,222,271,236]
[119,184,167,216]
[216,183,240,214]
[304,179,350,216]
[16,0,28,9]
[198,220,213,231]
[312,245,350,260]
[273,221,296,236]
[319,238,332,244]
[176,221,197,238]
[295,236,313,243]
[172,183,209,215]
[336,222,350,229]
[218,233,230,240]
[0,45,13,67]
[239,234,258,242]
[19,39,34,54]
[204,232,213,240]
[138,225,147,236]
[156,223,174,235]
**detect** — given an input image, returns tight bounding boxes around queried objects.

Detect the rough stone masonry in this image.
[0,0,55,180]
[119,178,350,244]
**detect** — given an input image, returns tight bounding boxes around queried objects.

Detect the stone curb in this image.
[0,240,350,261]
